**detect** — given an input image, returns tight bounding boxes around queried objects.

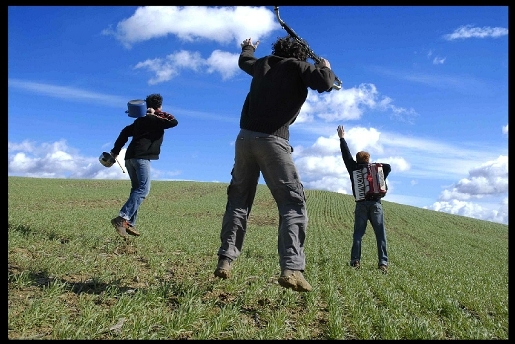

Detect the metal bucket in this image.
[99,152,116,168]
[126,99,147,118]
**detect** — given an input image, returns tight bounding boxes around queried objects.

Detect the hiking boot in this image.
[277,269,312,292]
[126,224,140,237]
[379,264,388,274]
[351,260,361,269]
[111,216,128,238]
[214,256,232,279]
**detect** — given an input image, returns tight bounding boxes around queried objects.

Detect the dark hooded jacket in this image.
[111,113,178,160]
[238,45,336,140]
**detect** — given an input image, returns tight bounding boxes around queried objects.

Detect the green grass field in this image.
[8,176,508,339]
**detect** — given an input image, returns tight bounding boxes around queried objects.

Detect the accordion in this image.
[352,163,387,201]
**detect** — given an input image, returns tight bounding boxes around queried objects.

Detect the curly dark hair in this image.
[145,93,163,109]
[272,35,309,61]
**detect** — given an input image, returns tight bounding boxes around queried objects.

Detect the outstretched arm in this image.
[238,38,259,76]
[337,125,357,173]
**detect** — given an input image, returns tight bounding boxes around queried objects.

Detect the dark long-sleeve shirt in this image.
[111,113,178,160]
[238,45,336,140]
[340,137,391,200]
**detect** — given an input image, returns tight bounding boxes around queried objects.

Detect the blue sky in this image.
[8,6,508,225]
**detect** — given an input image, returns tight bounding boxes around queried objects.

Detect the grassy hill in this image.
[8,176,508,339]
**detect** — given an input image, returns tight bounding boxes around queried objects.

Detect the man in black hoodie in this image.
[214,36,337,292]
[110,94,178,238]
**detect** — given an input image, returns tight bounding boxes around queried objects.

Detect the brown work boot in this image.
[278,269,312,292]
[126,224,140,236]
[214,256,232,279]
[111,216,128,238]
[378,264,388,274]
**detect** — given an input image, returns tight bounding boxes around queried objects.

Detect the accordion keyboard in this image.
[352,169,366,201]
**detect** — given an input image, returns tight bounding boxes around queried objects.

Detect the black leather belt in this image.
[358,197,382,202]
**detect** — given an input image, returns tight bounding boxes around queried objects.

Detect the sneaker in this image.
[379,264,388,274]
[126,224,140,237]
[111,216,128,238]
[214,256,232,279]
[277,269,312,292]
[351,260,361,269]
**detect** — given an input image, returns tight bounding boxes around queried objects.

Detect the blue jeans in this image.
[119,158,151,227]
[350,200,388,267]
[218,129,308,271]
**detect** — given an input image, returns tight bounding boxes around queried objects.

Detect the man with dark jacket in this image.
[337,125,391,274]
[214,36,337,292]
[110,93,178,238]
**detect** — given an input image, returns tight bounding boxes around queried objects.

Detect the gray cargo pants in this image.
[217,129,308,271]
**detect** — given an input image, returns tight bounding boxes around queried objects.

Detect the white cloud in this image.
[134,50,206,85]
[8,139,129,180]
[133,49,241,84]
[205,50,241,80]
[432,56,446,65]
[8,140,184,181]
[7,79,127,106]
[437,155,508,200]
[102,6,280,49]
[443,25,508,40]
[168,50,205,70]
[303,176,349,194]
[133,58,179,85]
[101,6,283,85]
[296,84,418,124]
[427,198,508,225]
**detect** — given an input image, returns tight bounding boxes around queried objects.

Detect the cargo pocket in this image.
[284,181,306,205]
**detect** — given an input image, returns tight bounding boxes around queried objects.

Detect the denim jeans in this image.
[119,158,151,227]
[350,200,388,267]
[218,129,308,271]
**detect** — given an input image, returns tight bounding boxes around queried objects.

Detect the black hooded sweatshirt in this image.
[111,112,178,160]
[238,45,336,140]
